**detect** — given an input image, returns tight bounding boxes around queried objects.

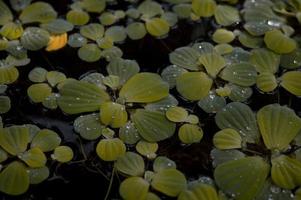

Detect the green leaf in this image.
[256,72,277,93]
[214,157,270,200]
[51,146,73,163]
[80,23,104,41]
[166,106,188,122]
[153,156,176,172]
[68,33,87,47]
[40,19,74,34]
[192,0,216,17]
[199,52,226,78]
[74,113,103,140]
[280,49,301,69]
[0,0,13,25]
[271,155,301,189]
[161,65,187,89]
[81,0,106,13]
[28,67,47,83]
[161,12,178,27]
[178,183,220,200]
[178,124,203,144]
[105,26,127,43]
[0,96,11,114]
[257,104,301,151]
[212,29,235,44]
[100,46,123,62]
[214,5,240,26]
[42,93,58,110]
[27,83,52,103]
[66,10,90,26]
[119,122,141,145]
[46,71,66,87]
[115,152,145,176]
[100,102,127,128]
[250,48,280,74]
[169,47,201,71]
[215,102,260,143]
[21,27,50,51]
[78,43,101,62]
[0,22,23,40]
[106,58,140,85]
[280,71,301,96]
[145,95,178,112]
[31,129,61,152]
[238,31,263,49]
[145,18,170,37]
[264,30,297,54]
[119,177,150,200]
[58,80,110,114]
[138,0,163,19]
[220,63,257,87]
[227,84,253,102]
[0,66,19,85]
[151,168,187,197]
[126,22,147,40]
[119,73,169,103]
[211,148,245,167]
[176,72,213,101]
[197,93,226,113]
[19,2,57,24]
[29,166,49,184]
[0,147,7,163]
[0,126,29,155]
[136,140,158,159]
[19,147,46,168]
[0,161,29,195]
[96,138,126,161]
[172,4,191,18]
[213,128,242,150]
[132,109,176,142]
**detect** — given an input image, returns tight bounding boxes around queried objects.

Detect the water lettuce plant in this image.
[0,123,73,195]
[212,102,301,200]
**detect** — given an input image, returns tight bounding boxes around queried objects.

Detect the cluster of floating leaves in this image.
[0,118,73,195]
[1,0,301,199]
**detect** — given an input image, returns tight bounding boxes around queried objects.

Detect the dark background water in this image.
[1,0,301,199]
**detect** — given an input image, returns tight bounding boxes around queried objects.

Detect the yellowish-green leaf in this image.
[80,23,104,41]
[58,80,110,114]
[257,104,301,151]
[100,102,127,128]
[28,166,49,184]
[51,146,73,163]
[0,22,23,40]
[115,152,145,176]
[151,168,187,197]
[178,124,203,144]
[176,72,213,101]
[214,5,240,26]
[192,0,216,17]
[178,183,220,200]
[250,48,280,74]
[280,71,301,96]
[0,161,29,195]
[271,155,301,189]
[31,129,61,152]
[264,29,296,54]
[199,52,226,78]
[256,72,277,92]
[119,73,169,103]
[0,67,19,85]
[145,18,170,37]
[27,83,52,103]
[0,0,13,25]
[0,125,29,155]
[212,29,235,44]
[19,147,46,168]
[66,10,90,25]
[213,128,242,150]
[166,106,188,122]
[132,109,176,142]
[136,140,158,159]
[119,177,150,200]
[96,138,126,161]
[19,2,57,24]
[21,27,50,51]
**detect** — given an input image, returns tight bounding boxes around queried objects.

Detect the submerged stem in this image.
[104,167,115,200]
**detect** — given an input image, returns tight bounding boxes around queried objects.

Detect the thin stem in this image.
[78,137,87,160]
[104,167,115,200]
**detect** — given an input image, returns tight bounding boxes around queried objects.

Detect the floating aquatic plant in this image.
[57,58,178,161]
[212,102,301,199]
[0,124,73,195]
